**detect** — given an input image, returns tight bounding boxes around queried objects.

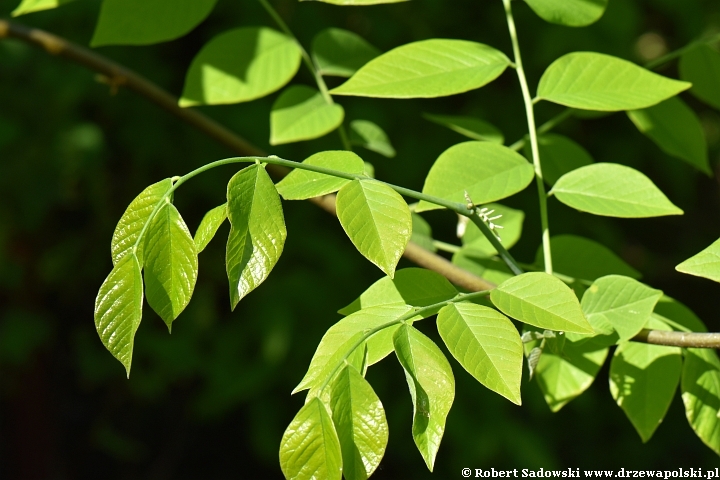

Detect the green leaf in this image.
[393,324,455,471]
[111,178,173,267]
[349,120,396,158]
[179,27,302,107]
[12,0,77,16]
[416,142,534,212]
[279,397,343,480]
[410,214,436,252]
[653,295,707,333]
[330,366,388,480]
[537,52,691,111]
[682,348,720,455]
[306,0,407,5]
[530,134,594,186]
[461,203,524,256]
[535,235,641,281]
[270,85,345,145]
[143,203,198,329]
[437,303,523,404]
[628,97,710,175]
[336,180,412,277]
[294,305,413,394]
[609,318,682,442]
[312,28,381,78]
[91,0,216,46]
[193,203,227,253]
[676,237,720,284]
[424,114,504,143]
[226,165,286,309]
[524,0,607,27]
[490,272,593,334]
[94,253,143,378]
[452,251,514,286]
[330,39,511,98]
[276,151,365,201]
[679,44,720,111]
[551,163,683,218]
[532,336,609,411]
[581,275,662,341]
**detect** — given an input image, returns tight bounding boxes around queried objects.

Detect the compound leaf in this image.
[312,28,381,77]
[270,85,345,145]
[524,0,607,27]
[12,0,77,16]
[276,151,365,201]
[679,44,720,111]
[532,133,594,186]
[676,238,720,284]
[194,203,227,253]
[349,120,396,158]
[424,114,504,143]
[682,348,720,455]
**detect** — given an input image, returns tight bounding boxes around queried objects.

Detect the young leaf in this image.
[524,0,607,27]
[12,0,77,16]
[279,397,343,480]
[535,235,641,281]
[270,85,345,145]
[452,251,514,286]
[461,203,524,256]
[416,142,534,212]
[339,268,458,316]
[330,39,511,98]
[349,120,396,158]
[490,272,593,334]
[581,275,662,341]
[91,0,217,46]
[393,324,455,471]
[536,52,691,111]
[330,365,389,480]
[676,237,720,284]
[551,163,683,218]
[410,214,436,252]
[336,180,412,277]
[194,203,227,253]
[609,318,682,442]
[531,133,594,186]
[111,178,173,267]
[94,253,143,377]
[179,27,302,107]
[679,44,720,111]
[627,97,710,175]
[682,348,720,455]
[424,114,504,143]
[276,150,365,201]
[437,303,523,404]
[143,203,198,329]
[312,28,381,78]
[226,165,286,309]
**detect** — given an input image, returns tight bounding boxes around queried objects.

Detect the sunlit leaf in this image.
[424,114,504,143]
[349,120,396,158]
[12,0,77,16]
[676,237,720,284]
[682,348,720,455]
[270,85,345,145]
[679,44,720,111]
[312,28,381,77]
[524,0,608,27]
[461,203,524,256]
[276,150,365,201]
[531,133,594,186]
[194,203,227,253]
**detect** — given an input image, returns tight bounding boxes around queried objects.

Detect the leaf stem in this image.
[433,240,461,254]
[644,32,720,70]
[502,0,552,275]
[509,109,575,151]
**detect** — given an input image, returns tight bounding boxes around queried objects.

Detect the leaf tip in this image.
[178,97,198,108]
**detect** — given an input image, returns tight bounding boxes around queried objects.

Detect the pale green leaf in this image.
[336,180,412,277]
[609,318,681,442]
[12,0,77,16]
[279,397,343,480]
[349,120,396,158]
[312,28,381,77]
[410,213,436,252]
[461,203,524,256]
[276,150,365,201]
[179,27,301,107]
[143,203,198,329]
[94,253,143,377]
[452,251,514,286]
[305,0,407,4]
[91,0,216,46]
[270,86,345,145]
[653,295,707,333]
[437,303,523,404]
[330,366,388,480]
[530,133,594,186]
[416,142,534,212]
[424,114,504,143]
[226,165,286,309]
[679,44,720,111]
[194,203,227,253]
[581,275,662,341]
[628,97,710,175]
[682,348,720,455]
[111,178,172,267]
[490,272,593,334]
[537,52,691,111]
[524,0,607,27]
[677,237,720,284]
[551,163,683,217]
[330,39,510,98]
[393,324,455,471]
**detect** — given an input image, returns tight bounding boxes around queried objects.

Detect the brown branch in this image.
[2,19,718,348]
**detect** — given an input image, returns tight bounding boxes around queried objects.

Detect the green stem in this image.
[433,240,462,254]
[469,213,523,275]
[644,32,720,70]
[502,0,552,275]
[509,109,575,151]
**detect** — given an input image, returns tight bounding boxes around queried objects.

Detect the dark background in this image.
[1,0,720,478]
